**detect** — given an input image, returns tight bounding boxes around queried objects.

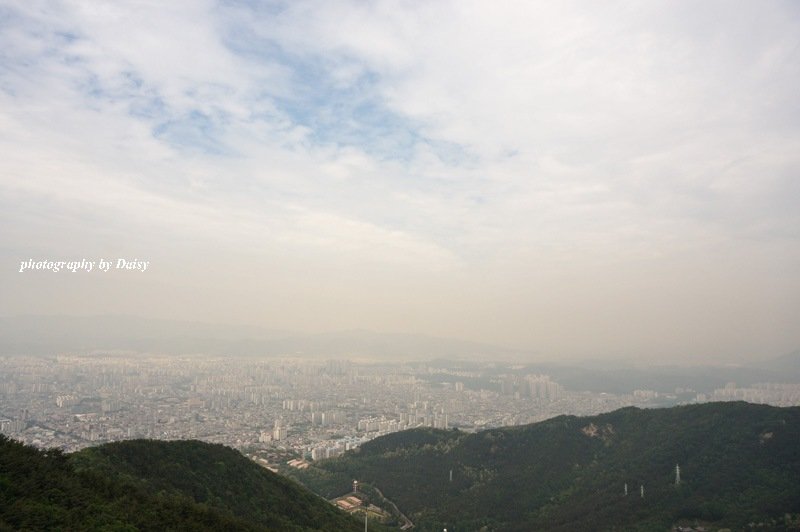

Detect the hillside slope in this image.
[0,436,365,531]
[293,402,800,531]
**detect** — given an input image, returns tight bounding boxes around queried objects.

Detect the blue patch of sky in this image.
[221,23,474,166]
[0,7,58,93]
[129,93,167,121]
[78,73,105,100]
[153,110,234,156]
[0,4,25,38]
[216,0,288,17]
[0,5,223,157]
[62,55,226,155]
[419,138,480,169]
[118,71,171,122]
[53,31,79,44]
[277,57,425,162]
[74,70,145,113]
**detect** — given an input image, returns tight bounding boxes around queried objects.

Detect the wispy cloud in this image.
[1,0,799,358]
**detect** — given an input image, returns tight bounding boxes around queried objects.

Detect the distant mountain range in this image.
[0,314,525,359]
[0,437,376,531]
[507,359,800,394]
[761,349,800,374]
[291,402,800,531]
[1,315,797,391]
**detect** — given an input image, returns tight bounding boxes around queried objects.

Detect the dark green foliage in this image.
[0,434,258,531]
[293,402,800,531]
[0,435,366,531]
[72,439,365,531]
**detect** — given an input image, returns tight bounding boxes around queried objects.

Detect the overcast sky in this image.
[1,1,799,361]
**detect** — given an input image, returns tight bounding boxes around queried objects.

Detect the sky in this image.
[1,0,799,362]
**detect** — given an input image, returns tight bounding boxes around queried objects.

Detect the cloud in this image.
[1,0,799,358]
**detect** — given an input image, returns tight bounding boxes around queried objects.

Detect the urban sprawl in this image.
[2,355,799,470]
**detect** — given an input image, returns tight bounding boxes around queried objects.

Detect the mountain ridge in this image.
[0,314,525,359]
[292,401,800,531]
[0,435,371,531]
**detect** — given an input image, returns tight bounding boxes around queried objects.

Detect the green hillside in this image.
[293,402,800,531]
[0,436,365,531]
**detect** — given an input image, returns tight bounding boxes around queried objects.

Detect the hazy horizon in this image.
[2,2,799,362]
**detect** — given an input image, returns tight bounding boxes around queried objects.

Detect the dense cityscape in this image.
[2,354,799,470]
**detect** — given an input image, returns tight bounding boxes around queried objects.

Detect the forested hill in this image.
[0,437,366,531]
[292,402,800,531]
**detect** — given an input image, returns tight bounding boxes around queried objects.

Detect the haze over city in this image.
[2,1,799,362]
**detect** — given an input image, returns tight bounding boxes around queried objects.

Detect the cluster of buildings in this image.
[2,354,798,466]
[711,382,800,406]
[357,410,448,433]
[499,374,564,400]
